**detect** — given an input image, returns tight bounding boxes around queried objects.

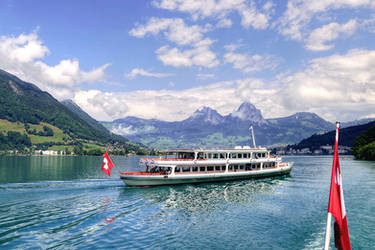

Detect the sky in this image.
[1,0,375,122]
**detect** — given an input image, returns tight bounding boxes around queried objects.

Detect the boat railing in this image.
[140,158,205,162]
[121,171,166,176]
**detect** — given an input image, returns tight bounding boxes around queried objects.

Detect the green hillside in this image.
[0,69,146,155]
[352,126,375,160]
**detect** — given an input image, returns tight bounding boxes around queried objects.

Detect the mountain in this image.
[0,69,144,154]
[185,107,224,125]
[228,102,266,124]
[102,102,336,149]
[291,121,375,152]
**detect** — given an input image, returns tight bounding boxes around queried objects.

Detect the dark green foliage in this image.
[86,148,104,156]
[352,126,375,160]
[0,131,31,150]
[26,125,54,136]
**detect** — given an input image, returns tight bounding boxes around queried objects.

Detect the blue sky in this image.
[1,0,375,122]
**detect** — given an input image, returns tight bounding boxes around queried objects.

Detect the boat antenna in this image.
[249,125,257,148]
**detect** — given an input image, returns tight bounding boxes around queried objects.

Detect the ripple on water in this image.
[0,156,375,249]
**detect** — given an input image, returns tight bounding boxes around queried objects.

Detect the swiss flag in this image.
[101,149,114,176]
[328,124,351,250]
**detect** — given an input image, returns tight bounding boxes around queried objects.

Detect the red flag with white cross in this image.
[101,149,114,176]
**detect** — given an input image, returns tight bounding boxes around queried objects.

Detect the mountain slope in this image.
[0,69,114,142]
[291,121,375,151]
[0,69,145,154]
[61,99,127,143]
[102,102,336,149]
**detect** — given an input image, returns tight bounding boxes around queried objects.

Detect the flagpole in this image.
[324,121,340,250]
[324,212,332,250]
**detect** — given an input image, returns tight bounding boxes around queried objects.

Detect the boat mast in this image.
[249,125,256,148]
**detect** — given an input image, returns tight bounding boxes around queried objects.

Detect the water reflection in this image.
[119,176,290,214]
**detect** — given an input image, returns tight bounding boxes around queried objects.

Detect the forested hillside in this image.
[352,126,375,160]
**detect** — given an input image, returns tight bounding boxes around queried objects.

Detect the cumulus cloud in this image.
[74,49,375,123]
[153,0,273,30]
[277,0,374,41]
[156,44,219,68]
[129,17,210,46]
[130,17,219,68]
[279,49,375,121]
[224,51,278,73]
[217,18,233,28]
[125,68,173,79]
[305,19,357,51]
[0,32,110,99]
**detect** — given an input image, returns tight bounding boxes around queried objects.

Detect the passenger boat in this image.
[120,146,293,187]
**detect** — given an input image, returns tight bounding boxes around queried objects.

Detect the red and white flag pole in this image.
[324,122,351,250]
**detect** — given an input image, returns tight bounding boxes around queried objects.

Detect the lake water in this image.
[0,155,374,249]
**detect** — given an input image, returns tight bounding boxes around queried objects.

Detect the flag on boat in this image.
[101,149,114,176]
[325,122,351,250]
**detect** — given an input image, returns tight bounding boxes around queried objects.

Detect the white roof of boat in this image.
[162,147,268,153]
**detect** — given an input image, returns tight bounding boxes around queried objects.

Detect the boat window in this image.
[234,165,238,170]
[231,153,237,159]
[215,166,221,171]
[238,153,242,159]
[175,167,181,173]
[200,166,206,172]
[213,153,218,159]
[197,152,204,159]
[221,165,226,171]
[239,165,244,170]
[245,164,251,170]
[229,165,233,171]
[192,166,198,172]
[208,153,213,159]
[219,153,225,159]
[183,166,191,172]
[207,166,214,171]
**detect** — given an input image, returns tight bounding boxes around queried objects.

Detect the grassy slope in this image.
[0,119,105,151]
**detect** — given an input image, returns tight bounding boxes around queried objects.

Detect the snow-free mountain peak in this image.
[187,106,224,125]
[229,102,266,124]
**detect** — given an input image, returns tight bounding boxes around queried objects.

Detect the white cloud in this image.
[156,44,219,68]
[74,49,375,123]
[217,18,233,28]
[130,17,219,69]
[153,0,273,30]
[224,51,278,73]
[129,17,209,46]
[305,19,357,51]
[125,68,173,79]
[278,49,375,121]
[278,0,374,41]
[0,32,110,99]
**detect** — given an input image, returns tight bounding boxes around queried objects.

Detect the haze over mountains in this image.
[102,102,373,149]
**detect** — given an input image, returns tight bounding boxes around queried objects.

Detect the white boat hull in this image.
[120,163,293,187]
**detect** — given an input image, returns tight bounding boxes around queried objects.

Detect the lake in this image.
[0,155,374,249]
